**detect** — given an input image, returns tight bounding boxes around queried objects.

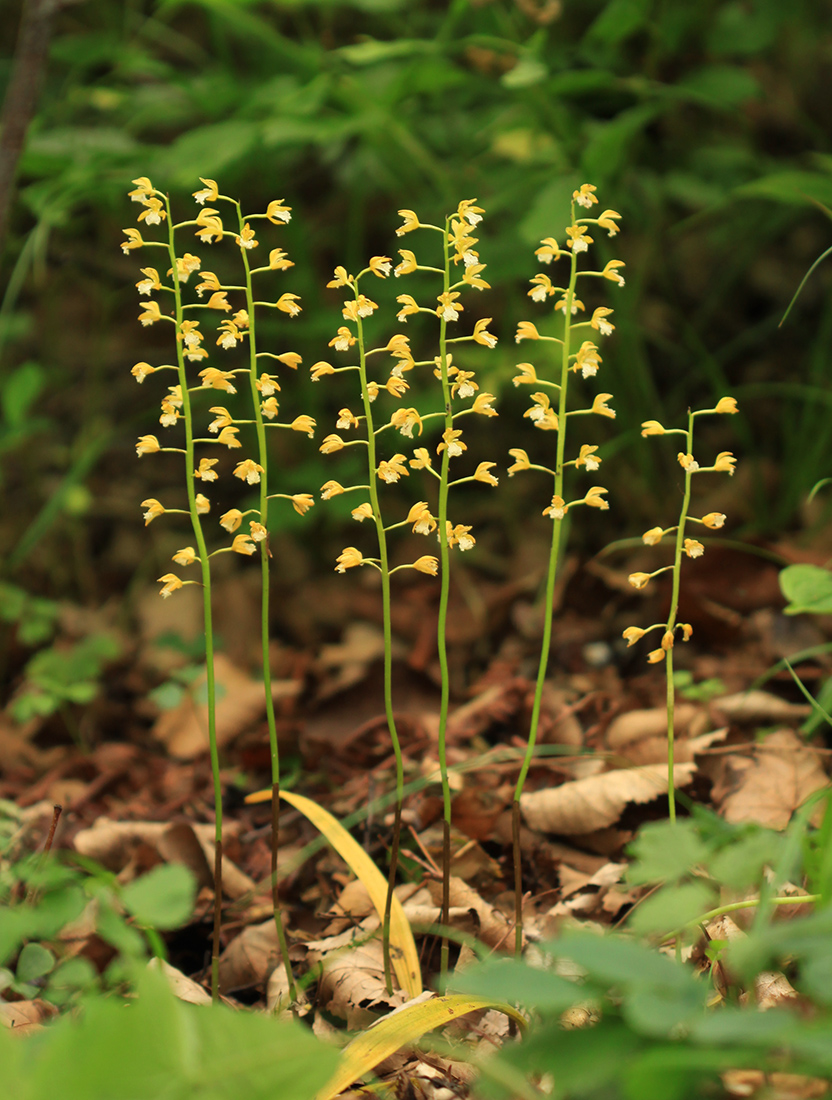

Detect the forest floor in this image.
[2,526,831,1089]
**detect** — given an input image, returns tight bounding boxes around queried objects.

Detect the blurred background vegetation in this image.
[2,0,832,615]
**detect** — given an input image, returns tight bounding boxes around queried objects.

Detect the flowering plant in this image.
[126,176,314,1000]
[508,183,622,952]
[623,398,738,821]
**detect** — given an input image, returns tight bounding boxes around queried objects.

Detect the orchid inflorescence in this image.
[316,199,499,982]
[622,396,738,821]
[508,182,624,954]
[126,175,314,1002]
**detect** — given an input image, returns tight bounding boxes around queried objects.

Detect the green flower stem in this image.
[664,409,695,825]
[164,199,222,1003]
[512,221,579,957]
[436,219,454,982]
[234,201,297,1003]
[662,894,820,943]
[353,282,404,998]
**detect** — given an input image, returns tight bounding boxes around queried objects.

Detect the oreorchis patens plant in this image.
[394,199,499,979]
[315,257,438,995]
[126,176,313,1002]
[508,183,623,954]
[623,398,738,822]
[317,200,498,981]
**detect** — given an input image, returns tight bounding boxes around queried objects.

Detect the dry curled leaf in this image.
[521,763,696,835]
[152,653,299,759]
[712,729,828,830]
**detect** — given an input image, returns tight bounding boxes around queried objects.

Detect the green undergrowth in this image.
[4,794,832,1098]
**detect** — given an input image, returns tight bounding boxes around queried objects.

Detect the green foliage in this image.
[780,563,832,616]
[0,845,196,1006]
[4,0,832,561]
[10,632,121,724]
[454,806,832,1099]
[0,967,338,1100]
[0,581,60,647]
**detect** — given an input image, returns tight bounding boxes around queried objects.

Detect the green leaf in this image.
[626,820,710,885]
[337,38,434,65]
[452,957,582,1012]
[780,563,832,615]
[581,103,662,183]
[627,882,716,936]
[24,966,339,1100]
[584,0,650,46]
[501,56,548,89]
[16,942,56,983]
[736,171,832,209]
[148,682,185,710]
[622,980,706,1038]
[543,929,694,991]
[518,176,582,245]
[676,65,761,109]
[708,828,784,888]
[2,362,45,427]
[120,864,196,930]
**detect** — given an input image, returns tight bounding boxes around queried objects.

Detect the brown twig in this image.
[24,803,62,906]
[0,0,76,257]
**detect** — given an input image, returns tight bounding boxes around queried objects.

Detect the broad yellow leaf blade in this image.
[246,787,421,999]
[317,994,526,1100]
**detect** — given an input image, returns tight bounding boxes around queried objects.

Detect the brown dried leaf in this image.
[72,819,254,898]
[521,763,697,835]
[0,999,58,1033]
[711,690,810,724]
[147,957,211,1005]
[606,705,703,751]
[426,876,514,951]
[152,653,299,759]
[713,730,828,830]
[217,918,283,993]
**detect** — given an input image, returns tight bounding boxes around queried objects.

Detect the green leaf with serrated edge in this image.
[452,957,582,1011]
[628,882,716,937]
[708,828,784,888]
[627,819,710,885]
[543,929,695,990]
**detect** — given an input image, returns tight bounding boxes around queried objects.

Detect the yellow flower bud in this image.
[640,420,665,436]
[701,512,726,529]
[628,572,651,590]
[622,626,646,647]
[172,547,197,567]
[220,509,243,533]
[715,397,738,414]
[412,556,439,576]
[157,574,183,599]
[642,527,664,546]
[320,480,345,500]
[141,498,165,525]
[335,546,364,572]
[231,534,257,556]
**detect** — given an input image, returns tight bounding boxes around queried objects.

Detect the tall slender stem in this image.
[165,201,222,1002]
[235,203,297,1003]
[435,221,454,981]
[512,212,579,956]
[354,293,404,996]
[664,409,695,824]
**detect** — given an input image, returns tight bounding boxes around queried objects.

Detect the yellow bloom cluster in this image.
[623,397,740,662]
[126,175,316,599]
